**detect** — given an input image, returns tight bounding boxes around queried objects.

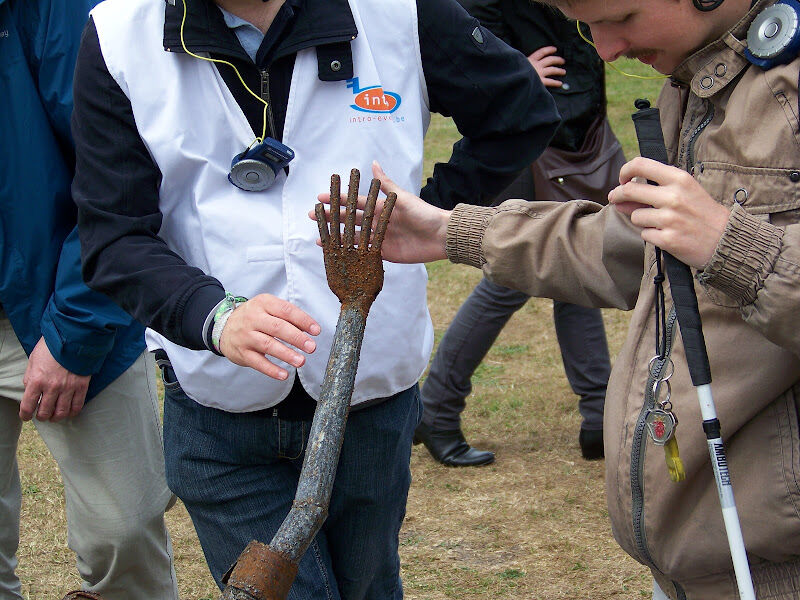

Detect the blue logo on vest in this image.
[347,78,401,114]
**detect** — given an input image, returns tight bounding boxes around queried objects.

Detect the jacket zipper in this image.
[260,69,277,139]
[630,307,678,568]
[685,102,714,172]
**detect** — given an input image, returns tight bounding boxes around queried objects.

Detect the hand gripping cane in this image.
[631,99,756,600]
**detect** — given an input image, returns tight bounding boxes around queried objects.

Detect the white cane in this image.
[632,99,756,600]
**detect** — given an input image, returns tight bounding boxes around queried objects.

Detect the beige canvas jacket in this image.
[445,2,800,597]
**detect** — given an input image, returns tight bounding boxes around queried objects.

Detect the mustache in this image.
[625,50,658,60]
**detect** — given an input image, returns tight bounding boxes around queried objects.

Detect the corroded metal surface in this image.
[219,169,395,600]
[316,170,396,318]
[221,541,297,600]
[270,305,365,561]
[60,592,105,600]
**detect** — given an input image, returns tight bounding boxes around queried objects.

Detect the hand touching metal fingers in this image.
[314,168,396,311]
[312,161,449,265]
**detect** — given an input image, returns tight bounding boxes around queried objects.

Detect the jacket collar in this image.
[163,0,357,61]
[670,0,776,94]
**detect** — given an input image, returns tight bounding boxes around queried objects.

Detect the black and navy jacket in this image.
[458,0,605,152]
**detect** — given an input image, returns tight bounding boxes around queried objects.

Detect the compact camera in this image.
[228,138,295,192]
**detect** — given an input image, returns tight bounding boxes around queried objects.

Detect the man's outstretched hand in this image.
[311,162,450,265]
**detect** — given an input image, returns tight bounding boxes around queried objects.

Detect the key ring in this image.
[653,378,672,408]
[648,355,675,381]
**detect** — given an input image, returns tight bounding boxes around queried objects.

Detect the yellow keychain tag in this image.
[664,436,686,483]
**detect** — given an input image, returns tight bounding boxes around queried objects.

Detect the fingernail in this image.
[292,355,305,367]
[278,370,288,380]
[309,324,321,335]
[304,340,316,352]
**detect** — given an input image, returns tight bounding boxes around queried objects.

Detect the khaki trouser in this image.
[0,318,178,600]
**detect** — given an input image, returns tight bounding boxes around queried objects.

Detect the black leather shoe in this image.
[579,427,604,460]
[413,422,495,467]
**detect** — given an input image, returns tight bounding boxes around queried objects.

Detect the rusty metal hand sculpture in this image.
[220,169,395,600]
[318,169,395,315]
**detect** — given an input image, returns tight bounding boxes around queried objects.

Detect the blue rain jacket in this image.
[0,0,144,399]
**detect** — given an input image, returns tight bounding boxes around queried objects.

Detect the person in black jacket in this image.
[414,0,625,466]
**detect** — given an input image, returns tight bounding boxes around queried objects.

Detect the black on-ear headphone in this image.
[694,0,725,11]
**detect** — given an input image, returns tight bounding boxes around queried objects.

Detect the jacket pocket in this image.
[795,386,800,469]
[774,384,800,528]
[694,162,800,218]
[782,385,800,524]
[693,162,800,306]
[733,387,800,562]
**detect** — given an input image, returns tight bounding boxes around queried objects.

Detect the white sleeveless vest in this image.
[91,0,433,411]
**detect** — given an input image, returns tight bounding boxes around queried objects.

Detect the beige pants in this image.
[0,318,178,600]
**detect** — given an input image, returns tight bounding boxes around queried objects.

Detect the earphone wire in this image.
[576,20,669,80]
[179,0,269,141]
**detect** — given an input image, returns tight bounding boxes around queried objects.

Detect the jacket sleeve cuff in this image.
[697,204,783,305]
[180,284,226,350]
[445,204,494,267]
[40,303,114,376]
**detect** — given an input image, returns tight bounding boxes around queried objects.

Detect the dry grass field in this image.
[15,60,664,599]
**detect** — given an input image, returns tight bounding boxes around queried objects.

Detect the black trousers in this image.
[420,168,610,432]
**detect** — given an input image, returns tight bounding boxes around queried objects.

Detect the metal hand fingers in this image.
[315,202,330,247]
[343,169,359,247]
[372,189,396,251]
[316,169,396,253]
[358,178,380,249]
[329,173,341,247]
[358,179,396,252]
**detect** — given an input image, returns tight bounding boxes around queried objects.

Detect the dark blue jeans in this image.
[162,372,420,600]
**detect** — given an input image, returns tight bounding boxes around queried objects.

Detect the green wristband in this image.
[211,293,248,355]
